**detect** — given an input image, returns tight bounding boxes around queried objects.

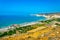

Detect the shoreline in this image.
[0,21,41,32]
[0,18,47,32]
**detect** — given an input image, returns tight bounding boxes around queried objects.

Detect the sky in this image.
[0,0,60,15]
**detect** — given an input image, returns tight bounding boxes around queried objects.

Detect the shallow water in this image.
[0,15,46,28]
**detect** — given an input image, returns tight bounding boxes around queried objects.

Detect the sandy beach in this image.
[0,21,41,32]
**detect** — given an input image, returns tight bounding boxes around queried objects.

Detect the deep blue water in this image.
[0,15,46,28]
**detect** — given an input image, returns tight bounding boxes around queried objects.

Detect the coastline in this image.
[0,15,46,28]
[0,18,47,32]
[0,21,42,32]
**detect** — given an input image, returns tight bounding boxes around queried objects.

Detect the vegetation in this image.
[36,24,45,26]
[0,32,7,37]
[55,18,60,22]
[40,19,54,24]
[55,23,60,26]
[16,25,35,33]
[7,30,16,35]
[0,18,60,38]
[0,29,16,37]
[0,25,36,37]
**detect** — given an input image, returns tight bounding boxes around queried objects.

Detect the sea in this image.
[0,15,46,28]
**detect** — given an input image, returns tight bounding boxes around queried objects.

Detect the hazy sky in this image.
[0,0,60,15]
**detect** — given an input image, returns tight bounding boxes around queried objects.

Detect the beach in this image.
[0,21,42,32]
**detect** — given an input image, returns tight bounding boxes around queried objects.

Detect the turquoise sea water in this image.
[0,15,46,28]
